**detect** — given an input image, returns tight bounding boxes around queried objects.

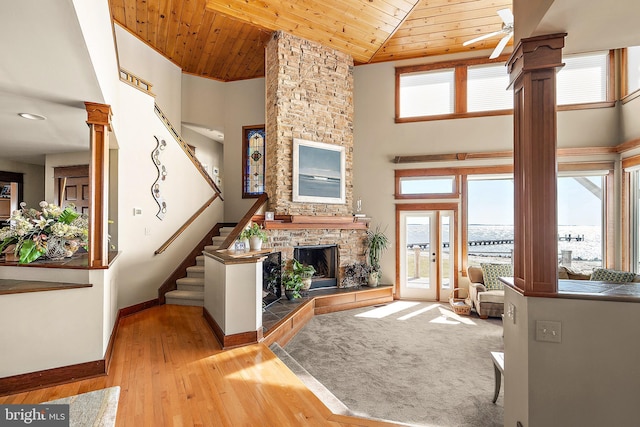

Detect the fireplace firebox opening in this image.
[293,245,338,289]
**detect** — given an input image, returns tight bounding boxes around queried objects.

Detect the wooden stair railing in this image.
[155,196,218,255]
[119,68,155,96]
[154,104,223,198]
[218,194,269,250]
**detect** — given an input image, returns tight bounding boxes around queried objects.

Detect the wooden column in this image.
[85,102,112,268]
[507,33,566,296]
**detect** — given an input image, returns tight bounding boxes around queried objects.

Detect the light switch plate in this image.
[536,320,562,343]
[506,302,516,324]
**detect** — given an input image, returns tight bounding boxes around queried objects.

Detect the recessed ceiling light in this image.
[18,113,46,121]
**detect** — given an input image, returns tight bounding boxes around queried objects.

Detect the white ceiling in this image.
[533,0,640,55]
[0,1,103,164]
[0,0,639,166]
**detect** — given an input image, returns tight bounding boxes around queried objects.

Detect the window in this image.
[466,176,514,267]
[399,176,456,195]
[625,46,640,97]
[399,69,455,118]
[467,64,512,112]
[242,125,266,198]
[396,51,614,122]
[557,174,604,270]
[557,51,609,105]
[395,170,458,199]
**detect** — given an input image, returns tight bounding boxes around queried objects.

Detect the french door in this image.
[397,207,456,301]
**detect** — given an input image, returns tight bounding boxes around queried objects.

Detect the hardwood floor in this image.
[0,305,400,426]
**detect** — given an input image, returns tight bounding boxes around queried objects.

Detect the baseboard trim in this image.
[0,360,105,396]
[0,298,159,397]
[203,307,261,349]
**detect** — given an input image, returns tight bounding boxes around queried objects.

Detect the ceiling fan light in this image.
[18,113,46,121]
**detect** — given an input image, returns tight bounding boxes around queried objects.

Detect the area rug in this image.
[43,386,120,427]
[282,301,503,426]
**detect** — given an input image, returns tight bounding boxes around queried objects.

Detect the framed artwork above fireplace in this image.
[292,138,345,204]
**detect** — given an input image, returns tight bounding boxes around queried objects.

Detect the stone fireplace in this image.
[263,31,367,285]
[294,244,338,289]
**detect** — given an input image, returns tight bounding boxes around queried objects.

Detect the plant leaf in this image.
[19,240,45,264]
[59,208,79,225]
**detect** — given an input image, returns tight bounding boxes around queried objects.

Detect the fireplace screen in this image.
[293,245,338,289]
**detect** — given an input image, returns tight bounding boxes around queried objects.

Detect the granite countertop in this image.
[502,277,640,302]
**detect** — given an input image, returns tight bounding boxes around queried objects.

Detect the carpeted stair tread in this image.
[196,255,205,266]
[176,277,204,288]
[204,245,219,252]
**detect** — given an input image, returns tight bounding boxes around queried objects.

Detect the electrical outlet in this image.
[536,320,562,343]
[144,227,151,236]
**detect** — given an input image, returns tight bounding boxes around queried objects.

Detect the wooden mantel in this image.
[252,215,369,230]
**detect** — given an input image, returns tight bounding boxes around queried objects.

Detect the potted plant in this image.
[365,225,389,287]
[292,258,316,291]
[281,269,303,300]
[241,223,268,251]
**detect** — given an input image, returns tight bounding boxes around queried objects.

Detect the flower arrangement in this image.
[0,201,88,263]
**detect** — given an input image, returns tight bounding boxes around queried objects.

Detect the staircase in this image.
[164,226,234,306]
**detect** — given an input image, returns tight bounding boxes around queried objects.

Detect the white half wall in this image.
[504,286,640,426]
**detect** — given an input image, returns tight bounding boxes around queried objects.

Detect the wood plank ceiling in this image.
[109,0,512,82]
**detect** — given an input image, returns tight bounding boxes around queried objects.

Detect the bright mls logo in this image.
[0,405,69,426]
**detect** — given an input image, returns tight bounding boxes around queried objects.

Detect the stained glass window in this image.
[242,125,266,198]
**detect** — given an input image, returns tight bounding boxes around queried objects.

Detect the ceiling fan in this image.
[463,9,514,59]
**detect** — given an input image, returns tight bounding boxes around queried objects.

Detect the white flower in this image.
[33,216,53,230]
[39,201,48,208]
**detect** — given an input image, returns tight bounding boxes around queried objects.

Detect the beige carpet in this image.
[43,386,120,427]
[281,301,504,426]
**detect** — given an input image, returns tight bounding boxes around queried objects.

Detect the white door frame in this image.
[396,203,458,300]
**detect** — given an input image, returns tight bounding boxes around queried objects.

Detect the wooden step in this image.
[176,277,204,292]
[164,290,204,306]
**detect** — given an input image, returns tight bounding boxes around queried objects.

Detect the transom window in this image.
[396,51,614,123]
[624,46,640,97]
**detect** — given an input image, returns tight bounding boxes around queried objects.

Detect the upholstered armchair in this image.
[466,265,509,319]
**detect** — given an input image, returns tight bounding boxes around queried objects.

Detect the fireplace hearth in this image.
[293,245,338,289]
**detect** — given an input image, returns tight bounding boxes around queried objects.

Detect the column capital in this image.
[85,102,112,130]
[507,33,566,89]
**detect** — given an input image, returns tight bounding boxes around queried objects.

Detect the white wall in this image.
[114,82,223,307]
[0,160,44,208]
[181,74,226,133]
[504,286,640,426]
[180,74,265,222]
[114,24,182,126]
[180,127,223,182]
[621,96,640,142]
[223,78,266,222]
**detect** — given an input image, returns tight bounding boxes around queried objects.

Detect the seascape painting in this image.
[293,139,345,204]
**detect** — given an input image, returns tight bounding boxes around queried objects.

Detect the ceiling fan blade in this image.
[489,32,513,59]
[463,30,503,46]
[497,8,514,25]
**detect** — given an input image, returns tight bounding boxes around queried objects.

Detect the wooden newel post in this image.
[85,102,112,268]
[507,33,566,296]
